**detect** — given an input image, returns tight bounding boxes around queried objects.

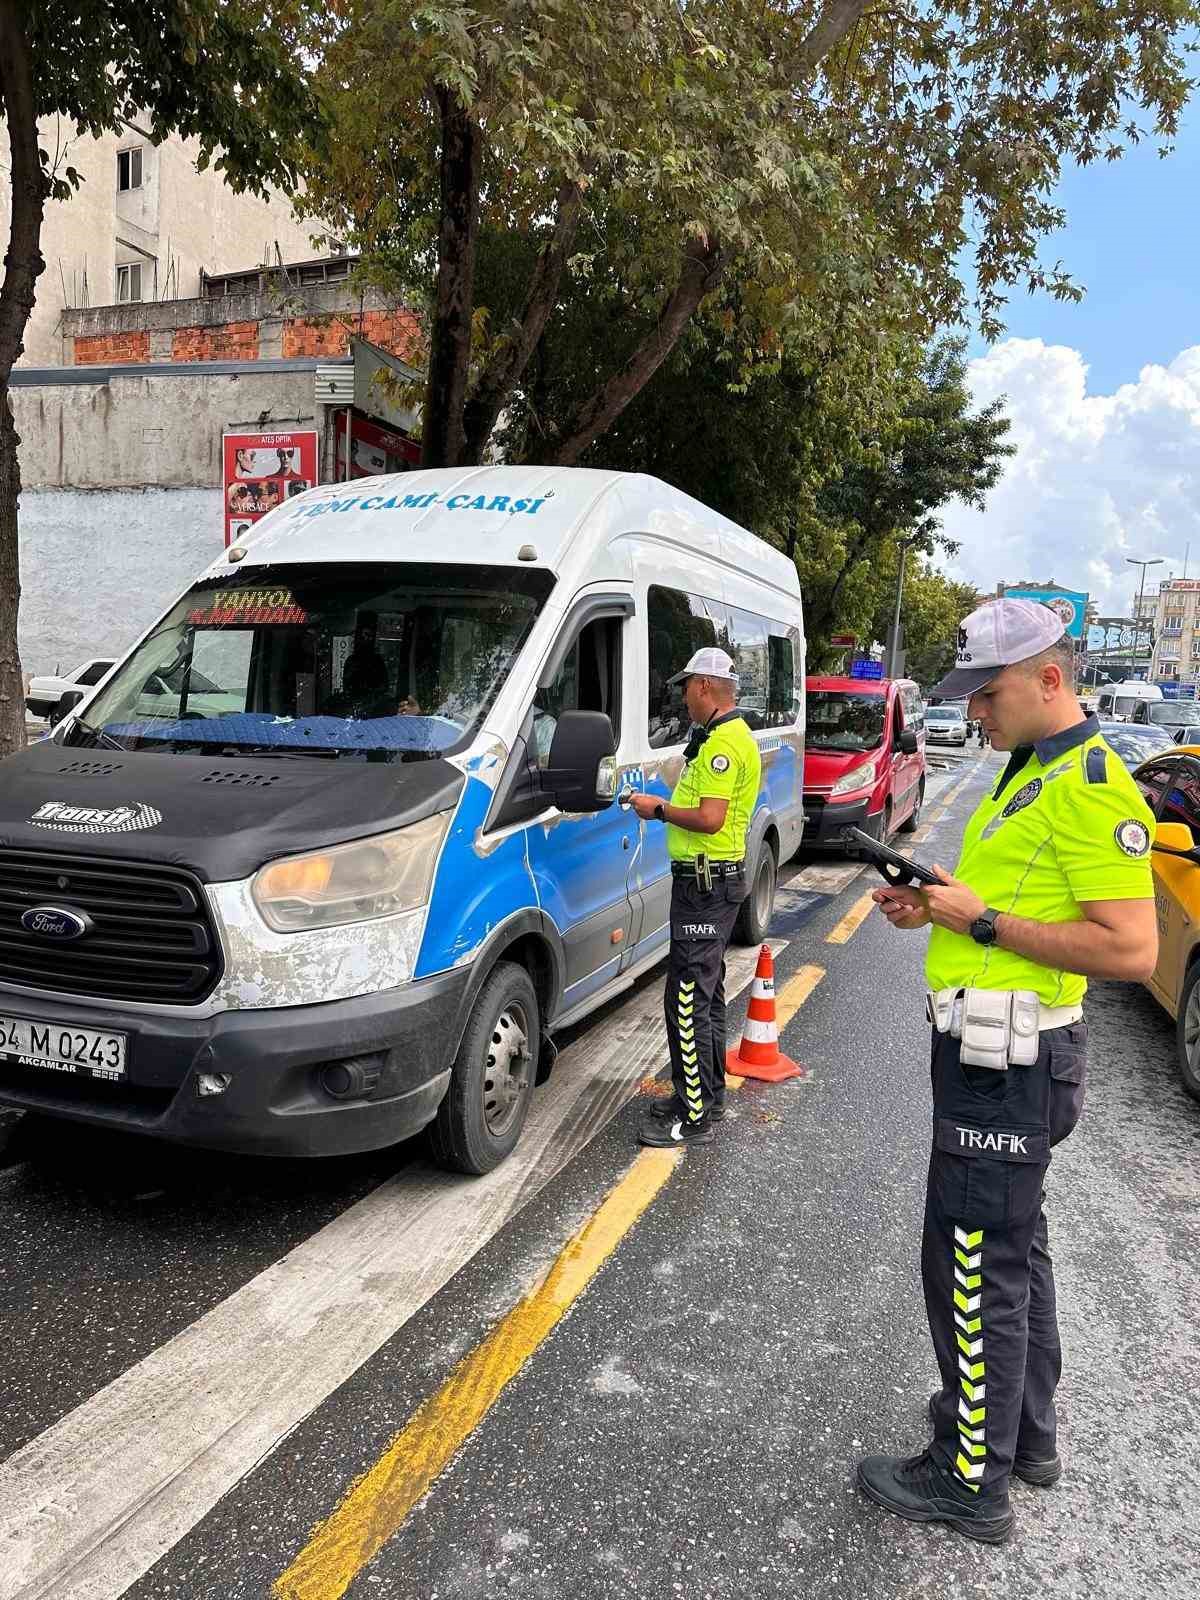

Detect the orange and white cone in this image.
[726,944,801,1082]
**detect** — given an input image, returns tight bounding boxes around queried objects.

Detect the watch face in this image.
[972,915,996,945]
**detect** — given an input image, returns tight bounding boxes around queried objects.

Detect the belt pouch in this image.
[959,988,1011,1072]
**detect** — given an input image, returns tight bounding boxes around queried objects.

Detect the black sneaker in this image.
[856,1451,1015,1544]
[646,1093,727,1122]
[638,1111,714,1147]
[927,1395,1062,1487]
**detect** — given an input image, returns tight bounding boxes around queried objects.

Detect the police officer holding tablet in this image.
[629,647,761,1148]
[858,598,1158,1543]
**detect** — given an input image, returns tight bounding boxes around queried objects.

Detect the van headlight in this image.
[831,759,876,797]
[252,814,450,933]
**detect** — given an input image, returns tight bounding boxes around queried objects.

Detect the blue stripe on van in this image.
[415,776,538,977]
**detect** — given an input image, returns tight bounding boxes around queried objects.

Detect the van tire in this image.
[735,843,777,945]
[899,780,924,834]
[428,962,540,1175]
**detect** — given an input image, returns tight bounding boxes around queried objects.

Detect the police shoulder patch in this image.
[1114,818,1151,858]
[710,752,731,773]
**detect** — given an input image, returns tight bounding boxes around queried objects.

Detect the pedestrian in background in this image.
[629,648,761,1147]
[858,598,1157,1543]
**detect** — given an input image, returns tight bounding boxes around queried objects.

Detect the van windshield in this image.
[1147,701,1196,727]
[807,690,886,753]
[64,563,555,761]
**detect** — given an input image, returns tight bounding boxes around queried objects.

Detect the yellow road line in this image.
[775,963,825,1026]
[825,888,878,945]
[273,1147,682,1600]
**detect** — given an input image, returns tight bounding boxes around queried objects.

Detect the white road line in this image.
[0,938,785,1600]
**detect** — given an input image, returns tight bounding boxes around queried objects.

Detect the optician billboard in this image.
[1004,585,1088,639]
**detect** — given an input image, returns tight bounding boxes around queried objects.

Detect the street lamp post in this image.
[1127,556,1163,679]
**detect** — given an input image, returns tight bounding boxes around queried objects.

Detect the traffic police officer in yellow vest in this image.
[629,647,761,1147]
[858,598,1158,1543]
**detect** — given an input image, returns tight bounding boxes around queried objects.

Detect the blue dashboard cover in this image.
[106,711,463,753]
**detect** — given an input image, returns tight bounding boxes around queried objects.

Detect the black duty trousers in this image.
[663,872,747,1122]
[923,1021,1087,1493]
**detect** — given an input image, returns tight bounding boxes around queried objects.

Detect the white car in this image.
[924,705,969,746]
[26,658,116,724]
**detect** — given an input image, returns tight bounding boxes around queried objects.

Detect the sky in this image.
[941,105,1200,619]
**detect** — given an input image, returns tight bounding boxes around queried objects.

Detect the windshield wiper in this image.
[69,720,129,752]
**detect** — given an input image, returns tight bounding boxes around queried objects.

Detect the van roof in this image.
[206,466,799,595]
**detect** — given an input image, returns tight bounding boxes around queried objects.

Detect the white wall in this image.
[17,488,221,675]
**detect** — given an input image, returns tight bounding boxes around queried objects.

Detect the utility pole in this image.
[886,535,916,679]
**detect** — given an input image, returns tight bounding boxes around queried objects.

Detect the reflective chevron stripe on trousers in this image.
[922,1024,1087,1491]
[663,874,747,1121]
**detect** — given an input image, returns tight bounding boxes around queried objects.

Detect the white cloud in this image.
[942,338,1200,616]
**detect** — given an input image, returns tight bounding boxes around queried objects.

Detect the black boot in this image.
[637,1109,714,1147]
[856,1452,1015,1544]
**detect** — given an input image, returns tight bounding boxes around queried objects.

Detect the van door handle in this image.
[621,835,631,850]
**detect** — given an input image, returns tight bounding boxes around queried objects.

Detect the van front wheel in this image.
[428,962,540,1174]
[735,844,776,945]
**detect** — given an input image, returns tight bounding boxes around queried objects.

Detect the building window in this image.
[117,148,143,192]
[116,263,142,303]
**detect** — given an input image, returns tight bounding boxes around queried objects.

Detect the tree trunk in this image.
[422,86,481,469]
[461,175,585,464]
[0,0,48,758]
[546,237,726,467]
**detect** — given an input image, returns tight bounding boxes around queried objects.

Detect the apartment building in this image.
[1146,579,1200,684]
[1,116,315,366]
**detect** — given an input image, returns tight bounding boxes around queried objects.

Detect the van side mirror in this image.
[897,729,919,755]
[543,711,617,813]
[58,688,84,716]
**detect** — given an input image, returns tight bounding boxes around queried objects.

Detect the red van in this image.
[802,676,926,849]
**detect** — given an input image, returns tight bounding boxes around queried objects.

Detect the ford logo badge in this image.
[20,905,93,941]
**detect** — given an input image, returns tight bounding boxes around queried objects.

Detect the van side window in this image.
[533,617,622,766]
[647,584,799,745]
[648,585,724,747]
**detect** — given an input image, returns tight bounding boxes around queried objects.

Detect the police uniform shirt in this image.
[667,712,761,863]
[925,714,1155,1007]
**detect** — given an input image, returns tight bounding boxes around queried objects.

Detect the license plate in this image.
[0,1016,127,1080]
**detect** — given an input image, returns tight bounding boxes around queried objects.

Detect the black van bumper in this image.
[0,967,469,1157]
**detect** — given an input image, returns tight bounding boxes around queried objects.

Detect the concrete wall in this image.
[17,488,222,675]
[0,116,315,367]
[12,367,319,490]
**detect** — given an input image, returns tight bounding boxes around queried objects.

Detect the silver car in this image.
[924,706,969,746]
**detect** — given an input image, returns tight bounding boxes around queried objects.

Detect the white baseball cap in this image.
[932,598,1066,699]
[669,646,739,686]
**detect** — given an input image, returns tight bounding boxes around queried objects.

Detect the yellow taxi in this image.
[1132,743,1200,1099]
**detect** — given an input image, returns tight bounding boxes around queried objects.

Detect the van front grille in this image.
[0,850,221,1004]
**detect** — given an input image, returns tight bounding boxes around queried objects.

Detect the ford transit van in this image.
[0,469,805,1172]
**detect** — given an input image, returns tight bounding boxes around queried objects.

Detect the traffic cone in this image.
[726,944,801,1082]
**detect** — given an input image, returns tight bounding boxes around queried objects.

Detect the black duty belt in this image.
[671,860,745,879]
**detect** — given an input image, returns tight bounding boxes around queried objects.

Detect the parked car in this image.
[923,704,969,746]
[0,467,806,1172]
[25,658,115,725]
[802,676,925,848]
[1129,700,1200,732]
[1132,743,1200,1099]
[1097,721,1178,773]
[1174,724,1200,745]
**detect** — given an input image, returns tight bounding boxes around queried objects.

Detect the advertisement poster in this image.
[1004,585,1089,639]
[223,429,319,547]
[336,412,421,479]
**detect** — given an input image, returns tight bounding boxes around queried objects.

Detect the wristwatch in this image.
[654,802,667,822]
[970,908,1001,946]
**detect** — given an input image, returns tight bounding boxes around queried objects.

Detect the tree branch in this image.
[421,86,481,468]
[462,175,587,464]
[797,0,875,70]
[547,237,727,467]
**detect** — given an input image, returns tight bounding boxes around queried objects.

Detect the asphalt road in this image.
[2,746,1197,1600]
